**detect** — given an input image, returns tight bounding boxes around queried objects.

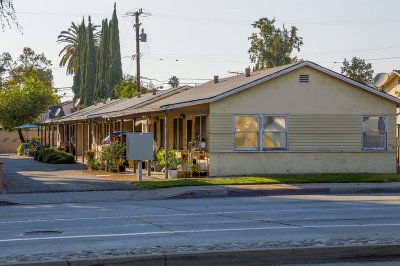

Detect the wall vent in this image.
[397,77,400,84]
[299,74,309,83]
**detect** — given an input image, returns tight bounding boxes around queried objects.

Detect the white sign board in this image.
[126,133,154,160]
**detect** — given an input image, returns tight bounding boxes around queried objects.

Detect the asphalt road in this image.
[1,194,400,264]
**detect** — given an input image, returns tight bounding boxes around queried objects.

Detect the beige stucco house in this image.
[40,61,400,176]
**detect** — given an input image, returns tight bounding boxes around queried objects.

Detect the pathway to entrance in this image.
[0,154,137,193]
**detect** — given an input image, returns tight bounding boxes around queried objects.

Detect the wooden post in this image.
[68,124,72,154]
[121,119,124,143]
[48,125,51,147]
[133,117,137,174]
[88,121,92,151]
[63,124,67,151]
[164,113,169,179]
[51,124,55,148]
[147,117,151,176]
[44,126,47,146]
[75,123,78,162]
[81,123,85,162]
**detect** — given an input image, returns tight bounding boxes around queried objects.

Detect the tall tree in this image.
[78,18,87,103]
[248,18,303,70]
[341,57,374,85]
[94,19,110,100]
[57,21,99,75]
[114,74,148,99]
[0,0,20,31]
[0,48,58,142]
[83,16,97,105]
[106,3,122,98]
[168,76,179,88]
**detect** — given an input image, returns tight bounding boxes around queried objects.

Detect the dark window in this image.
[195,115,207,139]
[153,121,158,144]
[187,120,192,147]
[173,118,183,149]
[160,119,165,149]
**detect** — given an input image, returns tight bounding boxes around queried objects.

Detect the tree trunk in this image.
[17,129,25,143]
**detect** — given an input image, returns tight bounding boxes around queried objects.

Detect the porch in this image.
[38,104,210,179]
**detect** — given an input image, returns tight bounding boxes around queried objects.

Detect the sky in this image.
[2,0,400,101]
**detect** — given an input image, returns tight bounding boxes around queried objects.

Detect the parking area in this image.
[0,154,137,193]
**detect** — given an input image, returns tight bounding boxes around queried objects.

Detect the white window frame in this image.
[234,114,288,151]
[362,115,388,151]
[234,114,260,151]
[261,114,288,151]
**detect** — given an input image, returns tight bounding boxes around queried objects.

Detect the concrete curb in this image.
[3,244,400,266]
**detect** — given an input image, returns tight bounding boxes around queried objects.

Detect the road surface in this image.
[1,194,400,264]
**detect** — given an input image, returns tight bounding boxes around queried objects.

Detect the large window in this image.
[173,118,183,149]
[195,115,207,139]
[363,116,387,150]
[235,115,259,150]
[234,114,287,151]
[263,115,287,150]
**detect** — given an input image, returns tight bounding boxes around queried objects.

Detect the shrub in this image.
[35,147,75,164]
[156,150,180,170]
[100,142,125,172]
[28,136,41,143]
[85,150,96,170]
[17,144,23,155]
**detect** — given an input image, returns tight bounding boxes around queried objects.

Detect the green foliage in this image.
[133,174,400,189]
[28,136,41,143]
[85,150,96,170]
[83,16,97,106]
[0,48,58,138]
[248,17,303,70]
[94,19,110,100]
[156,150,180,170]
[341,57,374,85]
[114,74,148,98]
[16,144,23,155]
[168,76,179,88]
[35,147,75,164]
[106,3,123,99]
[100,142,126,172]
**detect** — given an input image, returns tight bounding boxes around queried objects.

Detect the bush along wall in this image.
[34,146,75,164]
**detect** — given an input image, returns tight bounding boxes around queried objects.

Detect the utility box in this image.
[126,132,154,161]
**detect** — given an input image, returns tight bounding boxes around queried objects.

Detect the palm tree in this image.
[57,20,100,75]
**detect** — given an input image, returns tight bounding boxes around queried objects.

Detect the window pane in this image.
[235,132,258,149]
[235,116,258,132]
[263,116,286,132]
[263,132,286,149]
[363,116,386,149]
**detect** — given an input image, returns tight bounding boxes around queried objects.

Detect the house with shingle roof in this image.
[39,61,400,177]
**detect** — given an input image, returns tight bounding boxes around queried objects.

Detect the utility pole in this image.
[126,8,149,98]
[134,9,142,98]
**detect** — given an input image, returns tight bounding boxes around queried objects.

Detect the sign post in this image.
[126,132,154,182]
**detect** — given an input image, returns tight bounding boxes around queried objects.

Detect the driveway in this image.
[0,154,137,193]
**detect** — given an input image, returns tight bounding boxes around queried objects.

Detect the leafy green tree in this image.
[57,21,99,75]
[168,76,179,88]
[114,74,148,98]
[106,3,122,98]
[341,57,374,85]
[0,48,58,142]
[248,17,303,70]
[94,18,110,100]
[0,0,20,31]
[83,16,97,105]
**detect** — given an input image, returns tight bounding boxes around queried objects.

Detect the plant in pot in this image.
[198,151,205,160]
[167,150,180,179]
[180,151,188,173]
[191,163,200,177]
[200,136,206,149]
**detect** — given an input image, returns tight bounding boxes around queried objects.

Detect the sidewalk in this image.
[1,182,400,205]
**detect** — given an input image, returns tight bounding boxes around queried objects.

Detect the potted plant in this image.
[167,150,180,178]
[180,151,188,172]
[200,137,206,149]
[191,163,200,177]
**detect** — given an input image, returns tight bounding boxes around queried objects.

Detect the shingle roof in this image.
[43,86,186,123]
[108,61,400,118]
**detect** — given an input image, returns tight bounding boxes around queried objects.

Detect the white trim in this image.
[161,61,400,110]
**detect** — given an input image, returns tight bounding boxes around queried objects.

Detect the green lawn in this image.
[132,173,400,189]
